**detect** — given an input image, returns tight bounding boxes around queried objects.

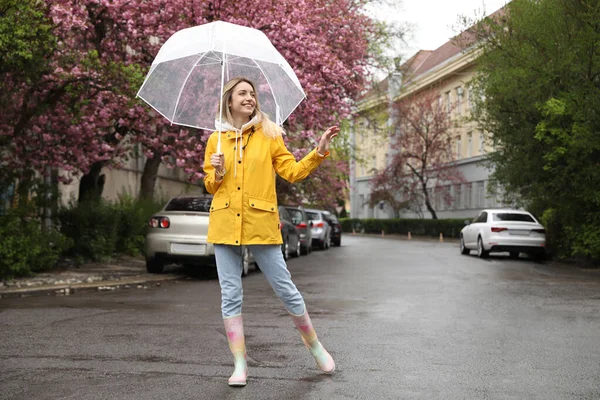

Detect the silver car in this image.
[145,195,256,275]
[304,208,332,250]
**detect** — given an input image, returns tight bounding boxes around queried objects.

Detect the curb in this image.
[0,274,185,299]
[347,232,460,243]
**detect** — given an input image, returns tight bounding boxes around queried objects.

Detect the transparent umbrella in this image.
[137,21,306,151]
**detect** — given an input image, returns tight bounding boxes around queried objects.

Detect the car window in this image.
[479,212,488,223]
[287,209,304,225]
[492,213,536,222]
[306,212,320,221]
[278,207,291,222]
[165,197,212,212]
[473,212,487,223]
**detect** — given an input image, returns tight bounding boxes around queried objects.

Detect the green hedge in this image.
[340,218,466,238]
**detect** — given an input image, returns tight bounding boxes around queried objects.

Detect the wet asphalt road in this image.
[1,236,600,400]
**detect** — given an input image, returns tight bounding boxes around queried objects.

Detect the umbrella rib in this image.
[171,53,210,123]
[250,59,280,123]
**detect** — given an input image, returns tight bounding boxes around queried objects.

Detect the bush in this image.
[57,196,165,262]
[115,195,164,256]
[0,208,70,279]
[58,200,121,262]
[340,218,466,238]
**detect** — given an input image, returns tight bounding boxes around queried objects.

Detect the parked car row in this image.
[145,195,342,275]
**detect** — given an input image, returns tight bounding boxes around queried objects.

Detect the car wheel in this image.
[333,237,341,247]
[300,243,308,255]
[241,247,250,277]
[319,238,326,250]
[294,238,301,258]
[146,257,164,274]
[460,236,470,255]
[282,238,289,260]
[477,236,489,258]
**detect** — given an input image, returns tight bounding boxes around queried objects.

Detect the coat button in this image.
[225,203,228,206]
[233,146,236,150]
[237,213,240,216]
[211,207,214,210]
[237,187,240,190]
[251,204,254,207]
[238,160,241,164]
[271,208,274,211]
[235,240,238,244]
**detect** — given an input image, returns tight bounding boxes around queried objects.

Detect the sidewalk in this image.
[0,234,457,299]
[0,256,185,299]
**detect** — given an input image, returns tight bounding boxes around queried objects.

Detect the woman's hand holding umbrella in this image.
[211,153,226,179]
[317,126,340,156]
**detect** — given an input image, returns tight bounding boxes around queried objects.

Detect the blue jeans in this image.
[214,244,306,317]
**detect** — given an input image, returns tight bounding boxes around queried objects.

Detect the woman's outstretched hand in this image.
[317,126,340,155]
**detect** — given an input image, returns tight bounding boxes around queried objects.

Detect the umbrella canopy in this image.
[137,21,306,132]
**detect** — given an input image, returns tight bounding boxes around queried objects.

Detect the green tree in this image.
[0,0,56,193]
[0,0,55,81]
[469,0,600,262]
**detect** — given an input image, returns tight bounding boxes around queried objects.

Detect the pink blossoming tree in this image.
[2,0,391,209]
[369,89,465,219]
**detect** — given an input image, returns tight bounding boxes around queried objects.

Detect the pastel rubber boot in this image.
[290,310,335,374]
[223,315,248,386]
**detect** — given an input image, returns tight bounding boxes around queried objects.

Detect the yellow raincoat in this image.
[204,119,329,245]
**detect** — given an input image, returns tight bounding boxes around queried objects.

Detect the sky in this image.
[367,0,509,60]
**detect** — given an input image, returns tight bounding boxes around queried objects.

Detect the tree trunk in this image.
[139,149,161,201]
[78,161,105,203]
[419,180,438,220]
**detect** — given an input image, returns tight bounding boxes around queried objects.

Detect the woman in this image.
[203,77,339,387]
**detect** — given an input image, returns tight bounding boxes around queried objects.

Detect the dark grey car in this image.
[278,206,301,260]
[283,206,313,255]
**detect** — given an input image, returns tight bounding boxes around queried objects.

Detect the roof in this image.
[358,6,507,105]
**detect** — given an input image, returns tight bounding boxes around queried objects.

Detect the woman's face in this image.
[228,81,256,120]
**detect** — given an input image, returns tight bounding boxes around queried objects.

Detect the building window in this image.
[475,181,485,208]
[438,95,443,111]
[456,86,464,114]
[467,132,473,157]
[435,187,442,211]
[454,184,463,209]
[479,132,485,154]
[464,183,472,209]
[359,194,365,217]
[456,135,462,158]
[445,91,451,113]
[467,86,474,109]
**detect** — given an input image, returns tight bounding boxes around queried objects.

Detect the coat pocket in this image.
[210,197,230,212]
[248,197,277,213]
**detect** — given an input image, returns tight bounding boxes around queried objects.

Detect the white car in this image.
[460,209,546,260]
[145,195,257,276]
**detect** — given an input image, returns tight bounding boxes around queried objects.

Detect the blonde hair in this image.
[217,77,282,138]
